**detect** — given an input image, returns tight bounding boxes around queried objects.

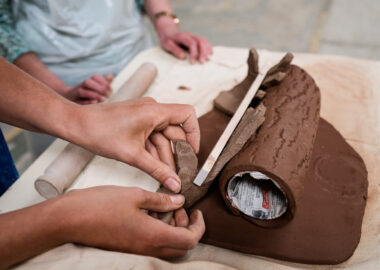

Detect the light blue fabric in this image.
[11,0,152,86]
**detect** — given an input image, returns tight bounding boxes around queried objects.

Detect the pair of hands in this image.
[59,26,212,256]
[61,97,204,257]
[66,28,212,105]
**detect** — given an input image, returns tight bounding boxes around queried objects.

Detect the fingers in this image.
[145,139,160,160]
[84,75,111,96]
[174,208,189,227]
[173,33,198,64]
[163,32,213,64]
[105,73,114,83]
[154,104,200,154]
[136,189,184,212]
[136,149,181,193]
[162,125,186,142]
[77,88,105,102]
[153,210,205,250]
[163,40,186,60]
[147,126,187,171]
[149,132,176,171]
[193,36,212,63]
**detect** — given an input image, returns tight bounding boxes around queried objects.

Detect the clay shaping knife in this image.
[193,52,286,187]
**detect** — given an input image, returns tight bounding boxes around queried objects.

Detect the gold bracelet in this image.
[154,11,180,26]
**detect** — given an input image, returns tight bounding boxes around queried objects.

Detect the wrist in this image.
[14,52,70,96]
[155,15,179,39]
[50,99,83,144]
[51,191,85,244]
[37,196,74,246]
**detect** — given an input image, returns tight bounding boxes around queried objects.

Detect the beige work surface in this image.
[1,47,379,270]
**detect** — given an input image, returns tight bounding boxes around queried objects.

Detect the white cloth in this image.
[2,47,380,269]
[11,0,152,86]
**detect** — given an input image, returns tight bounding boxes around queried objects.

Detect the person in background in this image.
[0,0,212,104]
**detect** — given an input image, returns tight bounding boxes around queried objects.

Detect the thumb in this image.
[137,189,185,212]
[135,149,182,193]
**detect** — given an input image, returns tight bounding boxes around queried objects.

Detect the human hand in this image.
[60,186,205,258]
[71,97,200,193]
[155,17,213,64]
[159,31,213,64]
[65,74,114,104]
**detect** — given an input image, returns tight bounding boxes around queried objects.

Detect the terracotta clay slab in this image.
[192,65,368,265]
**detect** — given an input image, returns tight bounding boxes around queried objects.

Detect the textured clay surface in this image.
[220,65,321,228]
[192,118,368,264]
[191,65,368,264]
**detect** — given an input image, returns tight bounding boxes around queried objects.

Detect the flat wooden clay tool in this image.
[35,63,158,199]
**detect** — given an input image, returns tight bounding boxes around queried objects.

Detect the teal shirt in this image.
[0,0,146,63]
[0,0,30,62]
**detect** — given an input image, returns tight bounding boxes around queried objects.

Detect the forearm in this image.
[0,57,78,140]
[0,198,68,269]
[14,52,70,97]
[144,0,177,36]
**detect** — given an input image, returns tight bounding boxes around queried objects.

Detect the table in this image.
[1,47,379,270]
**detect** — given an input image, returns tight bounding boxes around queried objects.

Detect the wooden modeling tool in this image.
[35,63,158,199]
[193,53,286,187]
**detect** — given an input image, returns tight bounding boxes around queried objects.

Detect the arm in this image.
[143,0,213,64]
[14,53,113,104]
[0,56,200,190]
[0,186,204,269]
[0,56,204,269]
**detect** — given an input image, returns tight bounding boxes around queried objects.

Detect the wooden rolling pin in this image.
[35,63,158,199]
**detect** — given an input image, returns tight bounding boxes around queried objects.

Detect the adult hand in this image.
[72,97,200,193]
[154,15,213,64]
[65,74,114,104]
[159,30,213,64]
[60,186,205,258]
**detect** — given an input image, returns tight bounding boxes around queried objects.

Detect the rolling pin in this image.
[35,63,158,199]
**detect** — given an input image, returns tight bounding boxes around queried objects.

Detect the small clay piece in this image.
[214,50,293,116]
[254,89,266,99]
[214,48,259,116]
[174,140,199,208]
[261,52,294,88]
[178,85,191,91]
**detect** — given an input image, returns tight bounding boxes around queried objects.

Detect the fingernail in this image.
[180,53,186,59]
[170,194,184,205]
[165,178,181,193]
